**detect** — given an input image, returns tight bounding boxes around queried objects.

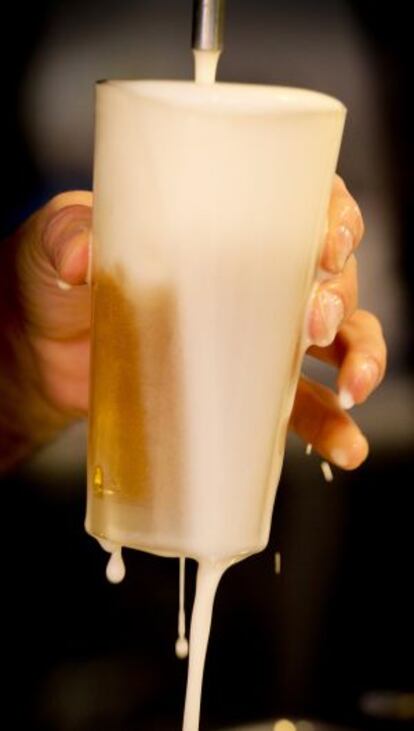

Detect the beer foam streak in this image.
[176,557,189,660]
[194,49,221,84]
[182,561,229,730]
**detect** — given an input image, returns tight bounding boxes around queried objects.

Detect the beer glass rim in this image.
[96,79,346,116]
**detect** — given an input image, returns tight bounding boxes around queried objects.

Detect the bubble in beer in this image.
[93,465,104,494]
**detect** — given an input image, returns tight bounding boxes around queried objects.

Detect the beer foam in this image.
[194,49,221,85]
[105,79,345,116]
[176,557,189,660]
[321,461,334,483]
[106,549,126,584]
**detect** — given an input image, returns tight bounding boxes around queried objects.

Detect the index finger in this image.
[320,175,365,275]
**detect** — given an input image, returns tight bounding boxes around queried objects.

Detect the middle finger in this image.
[307,254,358,347]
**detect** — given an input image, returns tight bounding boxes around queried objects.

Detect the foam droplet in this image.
[320,461,334,483]
[274,551,282,575]
[56,278,72,291]
[175,636,189,659]
[338,388,354,410]
[106,550,126,584]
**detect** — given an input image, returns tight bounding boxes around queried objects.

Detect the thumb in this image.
[37,191,93,286]
[14,191,93,339]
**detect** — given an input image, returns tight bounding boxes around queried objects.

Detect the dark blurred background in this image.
[1,1,413,729]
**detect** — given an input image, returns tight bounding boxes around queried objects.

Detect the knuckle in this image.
[356,308,383,334]
[44,192,76,214]
[44,191,93,217]
[338,194,364,245]
[329,260,358,317]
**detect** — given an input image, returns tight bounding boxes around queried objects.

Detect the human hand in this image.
[0,191,92,469]
[11,191,92,413]
[0,179,386,471]
[290,175,387,469]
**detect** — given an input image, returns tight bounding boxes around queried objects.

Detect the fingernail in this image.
[338,388,354,410]
[59,229,88,272]
[331,434,369,470]
[344,357,381,403]
[335,224,354,270]
[359,358,380,389]
[340,201,364,242]
[44,215,88,271]
[330,448,349,468]
[317,290,344,346]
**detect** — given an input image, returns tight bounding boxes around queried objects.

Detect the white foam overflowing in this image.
[176,557,189,660]
[106,548,126,584]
